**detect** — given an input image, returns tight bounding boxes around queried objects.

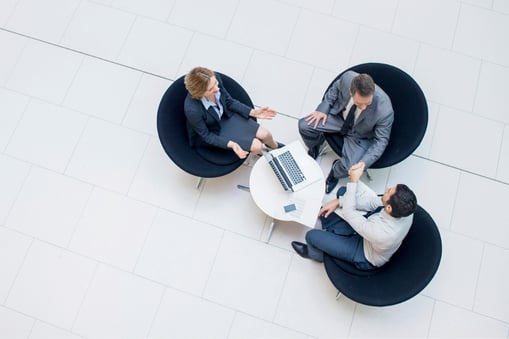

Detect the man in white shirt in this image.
[291,162,417,270]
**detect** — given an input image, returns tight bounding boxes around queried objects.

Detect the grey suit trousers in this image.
[298,116,368,178]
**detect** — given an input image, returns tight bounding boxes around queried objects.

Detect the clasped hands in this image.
[319,161,365,218]
[348,161,365,183]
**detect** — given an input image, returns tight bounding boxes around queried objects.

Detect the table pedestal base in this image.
[266,218,276,243]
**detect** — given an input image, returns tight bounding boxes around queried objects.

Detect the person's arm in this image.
[319,198,340,218]
[249,107,276,120]
[316,77,341,115]
[305,77,341,129]
[307,72,354,129]
[184,101,230,149]
[342,183,381,240]
[185,108,247,158]
[340,163,383,240]
[217,75,254,119]
[359,100,394,167]
[354,181,383,212]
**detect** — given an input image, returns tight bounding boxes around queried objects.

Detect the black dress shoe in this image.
[325,160,339,194]
[307,146,320,159]
[291,241,310,259]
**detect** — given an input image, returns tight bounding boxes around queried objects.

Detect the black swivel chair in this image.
[323,205,442,306]
[157,73,254,188]
[323,63,428,169]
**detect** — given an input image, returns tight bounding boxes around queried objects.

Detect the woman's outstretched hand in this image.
[250,107,277,120]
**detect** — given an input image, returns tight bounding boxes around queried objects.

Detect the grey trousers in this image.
[298,116,367,178]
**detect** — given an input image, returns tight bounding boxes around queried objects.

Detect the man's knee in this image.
[298,117,313,135]
[305,229,322,246]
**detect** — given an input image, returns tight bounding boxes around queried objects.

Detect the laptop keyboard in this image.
[278,151,305,184]
[268,161,290,191]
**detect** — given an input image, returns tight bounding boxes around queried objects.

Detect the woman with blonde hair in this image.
[184,67,282,159]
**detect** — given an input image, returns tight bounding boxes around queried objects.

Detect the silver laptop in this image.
[262,141,322,192]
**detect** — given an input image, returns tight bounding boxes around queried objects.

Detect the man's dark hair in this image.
[350,73,375,97]
[388,184,417,218]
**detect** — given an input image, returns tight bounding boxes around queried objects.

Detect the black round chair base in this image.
[323,63,428,169]
[195,146,241,166]
[323,205,441,307]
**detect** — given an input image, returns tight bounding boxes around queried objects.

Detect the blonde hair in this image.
[184,67,215,99]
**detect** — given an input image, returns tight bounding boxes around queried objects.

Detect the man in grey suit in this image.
[298,71,393,193]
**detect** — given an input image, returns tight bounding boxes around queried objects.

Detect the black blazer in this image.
[184,74,252,149]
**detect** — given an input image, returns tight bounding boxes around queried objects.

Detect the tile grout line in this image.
[412,153,509,187]
[70,261,100,334]
[1,29,30,87]
[113,11,138,62]
[447,163,462,231]
[2,13,508,188]
[223,0,241,43]
[347,299,358,337]
[0,161,33,239]
[2,236,35,306]
[1,55,507,193]
[270,250,294,323]
[119,67,144,126]
[62,115,91,176]
[426,298,437,337]
[59,53,86,107]
[198,229,226,298]
[225,310,238,338]
[0,27,176,82]
[494,124,506,180]
[1,2,509,337]
[431,297,509,326]
[57,0,84,46]
[470,242,486,314]
[1,94,31,155]
[130,197,160,275]
[450,2,463,52]
[144,286,167,338]
[64,182,95,251]
[1,225,237,314]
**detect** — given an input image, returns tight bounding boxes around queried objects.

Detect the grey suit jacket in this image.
[317,71,394,167]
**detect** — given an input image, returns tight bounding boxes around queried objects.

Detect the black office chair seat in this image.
[324,63,428,169]
[323,205,442,306]
[157,73,254,178]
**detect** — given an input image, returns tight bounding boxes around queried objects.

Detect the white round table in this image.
[249,145,325,242]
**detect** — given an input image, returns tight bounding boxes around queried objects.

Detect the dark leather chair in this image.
[323,205,442,306]
[323,63,428,169]
[157,73,254,183]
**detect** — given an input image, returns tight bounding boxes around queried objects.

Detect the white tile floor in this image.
[1,0,508,337]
